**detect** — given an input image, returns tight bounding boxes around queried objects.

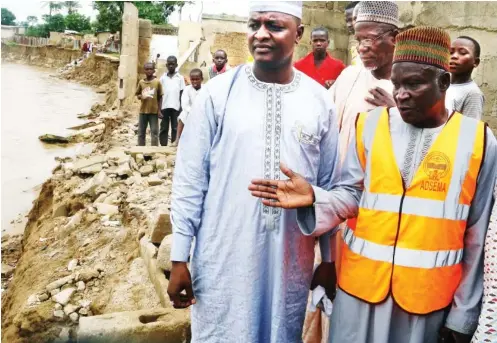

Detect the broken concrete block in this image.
[52,288,75,305]
[139,165,154,176]
[67,259,78,271]
[147,175,163,186]
[157,234,173,272]
[127,146,176,157]
[64,303,80,315]
[116,162,132,177]
[78,308,190,343]
[135,154,144,165]
[79,163,103,174]
[76,269,100,282]
[150,208,172,244]
[39,134,69,144]
[73,155,107,172]
[155,159,167,171]
[96,203,119,216]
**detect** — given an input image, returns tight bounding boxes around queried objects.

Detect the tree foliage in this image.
[64,1,81,14]
[27,16,38,26]
[45,13,66,32]
[65,12,90,32]
[93,1,184,33]
[1,8,16,25]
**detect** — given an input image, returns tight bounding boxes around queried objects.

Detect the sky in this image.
[0,0,250,25]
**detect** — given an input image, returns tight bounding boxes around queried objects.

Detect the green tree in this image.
[93,1,184,32]
[27,15,38,26]
[64,1,81,14]
[45,13,66,32]
[1,8,16,25]
[26,24,49,37]
[65,12,90,32]
[42,1,63,19]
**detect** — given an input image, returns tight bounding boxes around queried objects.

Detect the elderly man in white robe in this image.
[167,2,341,342]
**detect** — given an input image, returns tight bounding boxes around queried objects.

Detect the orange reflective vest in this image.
[339,107,485,315]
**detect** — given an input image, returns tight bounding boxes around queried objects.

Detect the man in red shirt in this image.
[294,27,346,89]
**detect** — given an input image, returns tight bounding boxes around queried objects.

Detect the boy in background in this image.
[160,56,185,147]
[136,62,163,146]
[204,49,230,81]
[447,36,485,119]
[176,69,203,144]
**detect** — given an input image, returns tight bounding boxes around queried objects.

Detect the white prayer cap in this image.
[249,1,303,20]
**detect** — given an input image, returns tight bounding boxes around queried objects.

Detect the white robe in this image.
[171,65,341,343]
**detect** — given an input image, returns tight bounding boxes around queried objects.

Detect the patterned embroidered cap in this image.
[249,1,303,19]
[393,26,451,71]
[356,1,399,28]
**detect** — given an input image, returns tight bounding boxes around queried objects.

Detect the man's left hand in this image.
[324,80,336,89]
[311,262,337,301]
[366,87,396,107]
[438,327,472,343]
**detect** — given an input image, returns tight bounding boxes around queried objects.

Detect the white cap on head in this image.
[249,1,303,20]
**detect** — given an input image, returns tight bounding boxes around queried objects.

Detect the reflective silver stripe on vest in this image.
[360,192,470,220]
[360,110,479,221]
[343,226,464,269]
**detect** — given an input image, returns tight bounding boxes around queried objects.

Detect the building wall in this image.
[298,2,349,63]
[118,2,139,103]
[97,32,112,45]
[178,14,249,71]
[397,1,497,130]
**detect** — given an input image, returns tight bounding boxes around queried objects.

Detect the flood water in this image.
[1,63,102,234]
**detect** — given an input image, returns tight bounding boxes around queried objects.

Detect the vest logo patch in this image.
[421,152,451,192]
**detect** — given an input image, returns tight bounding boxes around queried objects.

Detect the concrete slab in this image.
[150,207,172,244]
[77,308,190,343]
[140,237,170,308]
[126,146,176,157]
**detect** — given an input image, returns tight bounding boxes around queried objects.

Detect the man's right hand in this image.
[249,163,314,209]
[167,262,196,308]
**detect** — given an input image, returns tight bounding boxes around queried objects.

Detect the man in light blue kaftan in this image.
[167,2,341,342]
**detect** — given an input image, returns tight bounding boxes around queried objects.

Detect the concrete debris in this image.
[135,154,144,165]
[139,165,154,177]
[38,292,50,302]
[54,303,62,311]
[96,203,119,216]
[50,288,61,296]
[157,234,173,272]
[70,312,79,323]
[53,310,65,320]
[67,259,79,271]
[127,146,176,157]
[63,303,80,315]
[80,163,103,174]
[79,307,89,316]
[77,308,191,343]
[46,274,75,292]
[150,207,172,244]
[76,269,100,282]
[147,175,163,186]
[73,155,107,173]
[77,281,86,291]
[1,263,14,278]
[27,294,40,307]
[39,134,69,144]
[52,287,75,305]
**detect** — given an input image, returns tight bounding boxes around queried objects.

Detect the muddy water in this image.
[1,63,102,234]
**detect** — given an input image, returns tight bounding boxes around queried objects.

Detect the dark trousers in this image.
[160,108,179,146]
[138,113,159,146]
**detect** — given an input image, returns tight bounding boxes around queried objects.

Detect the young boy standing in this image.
[176,69,203,144]
[204,49,230,82]
[159,56,185,147]
[135,62,163,146]
[446,36,485,119]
